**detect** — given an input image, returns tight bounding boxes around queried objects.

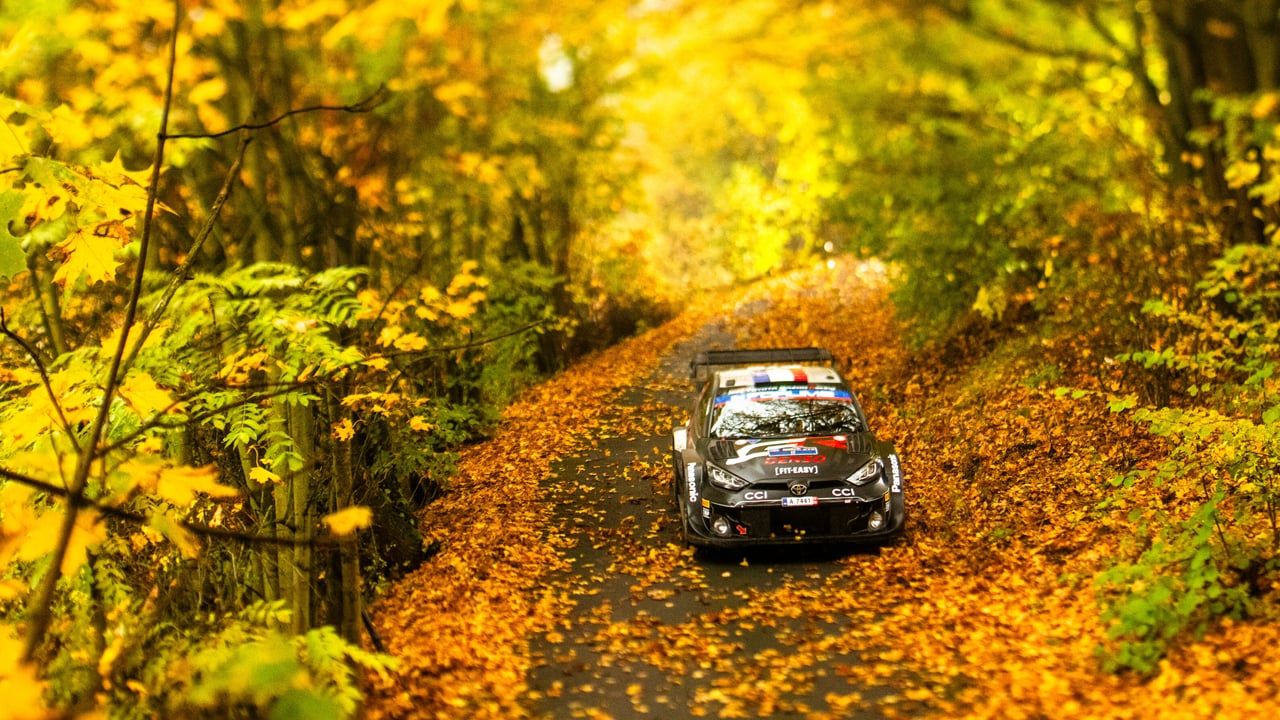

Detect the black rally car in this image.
[671,348,905,547]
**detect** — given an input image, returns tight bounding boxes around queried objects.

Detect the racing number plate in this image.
[781,496,818,508]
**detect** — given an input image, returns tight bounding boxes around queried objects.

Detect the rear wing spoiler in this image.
[689,347,834,381]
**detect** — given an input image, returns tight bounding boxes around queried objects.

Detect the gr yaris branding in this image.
[764,455,825,464]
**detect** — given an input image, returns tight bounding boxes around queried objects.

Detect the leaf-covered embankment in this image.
[736,264,1280,717]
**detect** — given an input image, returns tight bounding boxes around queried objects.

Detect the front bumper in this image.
[683,494,905,548]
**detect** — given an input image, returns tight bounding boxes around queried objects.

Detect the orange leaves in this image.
[332,418,355,442]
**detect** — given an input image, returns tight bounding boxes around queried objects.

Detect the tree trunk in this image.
[1151,0,1275,242]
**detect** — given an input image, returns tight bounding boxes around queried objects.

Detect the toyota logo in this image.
[789,482,808,496]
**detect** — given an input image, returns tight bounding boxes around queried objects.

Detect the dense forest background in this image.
[1,0,1278,717]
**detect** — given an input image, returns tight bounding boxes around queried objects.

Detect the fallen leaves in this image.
[365,257,1280,719]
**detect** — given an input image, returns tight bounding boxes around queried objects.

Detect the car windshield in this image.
[708,387,864,438]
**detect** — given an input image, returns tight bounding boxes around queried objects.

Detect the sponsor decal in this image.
[714,388,853,406]
[831,487,857,497]
[775,465,818,476]
[743,490,767,501]
[768,445,818,457]
[702,508,711,518]
[686,463,699,503]
[889,454,902,493]
[701,498,711,508]
[764,455,825,465]
[782,496,818,508]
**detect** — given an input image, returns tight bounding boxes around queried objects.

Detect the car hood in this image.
[700,433,876,483]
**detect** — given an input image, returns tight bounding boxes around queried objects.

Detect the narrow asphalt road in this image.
[527,319,896,719]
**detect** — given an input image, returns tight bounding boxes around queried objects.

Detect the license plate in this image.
[781,496,818,508]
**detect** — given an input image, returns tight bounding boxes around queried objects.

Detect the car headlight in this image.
[708,465,749,490]
[846,458,883,485]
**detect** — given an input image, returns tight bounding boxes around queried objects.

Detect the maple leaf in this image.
[377,325,404,347]
[444,299,476,319]
[52,223,125,286]
[332,418,355,441]
[393,332,428,351]
[96,151,153,188]
[152,465,239,506]
[17,509,106,575]
[248,466,282,485]
[409,416,434,432]
[0,190,26,280]
[324,506,373,536]
[117,371,178,417]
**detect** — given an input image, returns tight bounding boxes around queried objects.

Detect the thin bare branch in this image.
[24,0,181,662]
[930,1,1115,64]
[163,86,388,140]
[120,133,252,375]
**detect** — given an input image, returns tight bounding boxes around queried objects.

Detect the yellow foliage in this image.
[248,466,282,485]
[324,506,373,536]
[16,508,106,576]
[0,115,34,161]
[52,224,125,287]
[117,371,177,418]
[0,368,96,447]
[444,299,475,320]
[130,463,238,506]
[408,416,434,433]
[377,325,404,347]
[0,640,51,720]
[393,332,427,352]
[44,104,97,149]
[332,418,355,441]
[148,513,199,558]
[0,578,26,600]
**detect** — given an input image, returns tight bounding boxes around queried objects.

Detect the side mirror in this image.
[671,426,688,452]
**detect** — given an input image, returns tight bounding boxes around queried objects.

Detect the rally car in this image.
[671,347,905,547]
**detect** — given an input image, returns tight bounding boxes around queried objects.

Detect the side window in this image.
[693,382,713,437]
